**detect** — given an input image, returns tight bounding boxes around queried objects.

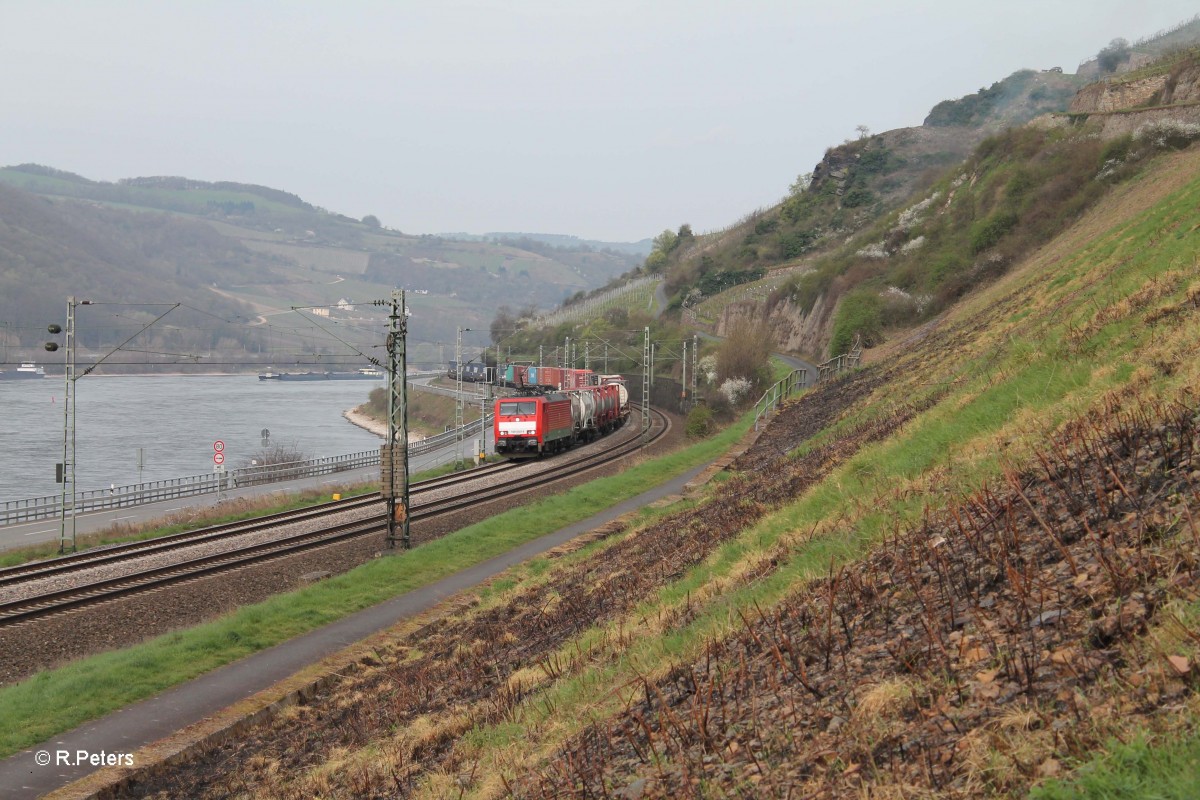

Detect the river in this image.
[0,376,384,502]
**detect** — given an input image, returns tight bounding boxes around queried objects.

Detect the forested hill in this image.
[0,167,645,369]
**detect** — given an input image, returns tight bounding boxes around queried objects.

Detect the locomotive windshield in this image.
[499,401,538,416]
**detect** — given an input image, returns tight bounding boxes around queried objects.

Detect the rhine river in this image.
[0,376,384,503]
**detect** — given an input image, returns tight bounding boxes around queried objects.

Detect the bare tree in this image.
[716,319,773,388]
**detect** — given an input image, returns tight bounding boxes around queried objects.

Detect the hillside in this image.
[106,137,1200,800]
[653,67,1082,313]
[0,167,643,370]
[627,23,1200,368]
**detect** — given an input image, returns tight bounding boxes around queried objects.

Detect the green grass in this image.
[0,416,752,757]
[1031,734,1200,799]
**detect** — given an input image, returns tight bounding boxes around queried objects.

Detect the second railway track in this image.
[0,407,671,627]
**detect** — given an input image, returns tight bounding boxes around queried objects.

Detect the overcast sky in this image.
[2,2,1196,242]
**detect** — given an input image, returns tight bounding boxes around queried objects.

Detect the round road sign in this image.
[214,440,225,453]
[213,452,225,465]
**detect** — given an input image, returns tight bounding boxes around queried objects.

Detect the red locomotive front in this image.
[493,393,574,456]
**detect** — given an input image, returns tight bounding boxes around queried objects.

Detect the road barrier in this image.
[0,414,491,527]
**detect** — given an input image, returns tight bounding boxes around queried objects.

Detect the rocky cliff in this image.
[716,290,837,359]
[1070,56,1200,112]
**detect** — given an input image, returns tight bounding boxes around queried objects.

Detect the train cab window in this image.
[500,401,538,416]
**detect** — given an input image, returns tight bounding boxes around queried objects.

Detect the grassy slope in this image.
[426,148,1200,796]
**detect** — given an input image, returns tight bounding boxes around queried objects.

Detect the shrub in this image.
[779,229,817,258]
[695,267,764,297]
[1100,133,1134,164]
[830,288,883,356]
[685,404,715,438]
[718,377,755,405]
[857,147,893,174]
[929,252,968,287]
[1133,119,1200,150]
[879,286,925,326]
[969,209,1019,253]
[753,217,778,236]
[842,187,875,208]
[716,319,773,388]
[1096,37,1131,74]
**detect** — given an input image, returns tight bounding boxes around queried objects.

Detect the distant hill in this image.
[0,168,644,370]
[440,231,653,257]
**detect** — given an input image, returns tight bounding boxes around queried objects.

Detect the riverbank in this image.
[342,406,425,444]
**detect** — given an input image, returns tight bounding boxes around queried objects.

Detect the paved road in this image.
[0,461,710,799]
[774,351,819,386]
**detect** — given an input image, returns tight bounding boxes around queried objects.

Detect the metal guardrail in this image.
[752,368,808,431]
[817,334,863,382]
[0,413,493,526]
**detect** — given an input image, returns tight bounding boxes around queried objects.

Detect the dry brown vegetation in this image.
[522,391,1200,798]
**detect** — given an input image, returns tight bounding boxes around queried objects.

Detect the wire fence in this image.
[534,276,661,328]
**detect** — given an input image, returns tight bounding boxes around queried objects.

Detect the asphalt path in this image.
[0,461,711,799]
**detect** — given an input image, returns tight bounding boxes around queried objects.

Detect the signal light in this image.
[46,321,64,352]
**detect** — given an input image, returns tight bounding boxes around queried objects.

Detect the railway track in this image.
[0,407,670,626]
[0,458,522,590]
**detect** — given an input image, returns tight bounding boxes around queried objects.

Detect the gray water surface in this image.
[0,376,383,502]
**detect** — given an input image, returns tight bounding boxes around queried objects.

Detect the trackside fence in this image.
[0,414,492,527]
[753,368,808,431]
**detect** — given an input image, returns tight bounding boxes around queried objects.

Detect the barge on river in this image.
[258,367,384,381]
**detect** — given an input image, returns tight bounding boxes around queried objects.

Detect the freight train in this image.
[493,373,629,457]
